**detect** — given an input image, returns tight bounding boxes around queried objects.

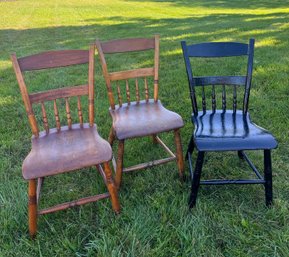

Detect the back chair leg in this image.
[103,162,121,213]
[238,150,244,159]
[174,129,184,180]
[152,134,158,144]
[186,134,195,160]
[108,127,115,146]
[264,150,273,206]
[189,151,205,208]
[115,140,125,189]
[28,179,37,238]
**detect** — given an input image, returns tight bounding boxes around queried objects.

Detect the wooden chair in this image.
[96,35,184,189]
[181,39,278,208]
[11,45,120,238]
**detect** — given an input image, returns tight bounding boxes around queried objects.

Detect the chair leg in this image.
[264,150,273,206]
[108,127,115,146]
[103,162,121,213]
[174,129,184,180]
[28,179,37,238]
[115,140,125,189]
[189,151,205,208]
[186,134,195,160]
[152,134,158,144]
[238,150,244,159]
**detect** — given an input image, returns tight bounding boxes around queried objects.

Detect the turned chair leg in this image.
[264,150,273,206]
[103,162,121,213]
[174,129,184,180]
[108,127,115,146]
[28,179,37,238]
[115,140,125,189]
[189,151,205,208]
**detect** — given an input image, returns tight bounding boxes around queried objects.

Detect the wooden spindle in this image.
[222,85,226,111]
[53,100,61,131]
[135,78,140,103]
[202,85,206,112]
[144,77,149,102]
[126,80,130,105]
[233,85,237,113]
[117,82,122,107]
[65,98,72,129]
[211,85,216,112]
[41,102,49,134]
[77,96,83,127]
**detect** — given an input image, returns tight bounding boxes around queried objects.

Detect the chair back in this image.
[96,35,160,110]
[11,45,95,137]
[181,39,254,115]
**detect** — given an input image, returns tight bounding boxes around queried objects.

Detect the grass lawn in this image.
[1,0,289,256]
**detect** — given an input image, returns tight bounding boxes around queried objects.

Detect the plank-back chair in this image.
[11,45,120,238]
[96,35,184,188]
[181,39,278,208]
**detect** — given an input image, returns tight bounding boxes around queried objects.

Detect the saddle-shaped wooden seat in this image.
[23,124,112,179]
[193,110,277,151]
[110,100,184,140]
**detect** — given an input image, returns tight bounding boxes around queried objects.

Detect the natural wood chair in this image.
[181,39,278,208]
[11,45,120,238]
[96,35,184,189]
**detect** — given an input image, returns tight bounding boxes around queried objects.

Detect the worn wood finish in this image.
[115,140,125,189]
[38,193,111,215]
[154,34,160,102]
[41,102,49,134]
[18,50,89,71]
[109,68,154,81]
[53,100,61,131]
[100,37,155,54]
[29,85,88,104]
[181,39,278,208]
[174,129,184,180]
[96,35,184,189]
[28,179,37,238]
[11,46,120,238]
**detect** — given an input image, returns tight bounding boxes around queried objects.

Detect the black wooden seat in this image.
[193,110,277,151]
[181,39,278,208]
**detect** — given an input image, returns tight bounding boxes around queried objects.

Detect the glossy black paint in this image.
[181,39,277,208]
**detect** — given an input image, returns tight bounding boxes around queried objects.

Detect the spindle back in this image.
[96,35,159,110]
[181,39,254,115]
[11,45,95,137]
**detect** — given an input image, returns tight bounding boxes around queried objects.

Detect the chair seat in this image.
[109,99,184,140]
[22,124,112,180]
[193,110,278,151]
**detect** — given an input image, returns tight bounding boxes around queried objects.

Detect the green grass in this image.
[1,0,289,256]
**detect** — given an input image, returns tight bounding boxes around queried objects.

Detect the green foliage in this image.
[0,0,288,256]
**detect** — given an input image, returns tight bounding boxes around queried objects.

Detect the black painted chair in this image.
[181,39,278,208]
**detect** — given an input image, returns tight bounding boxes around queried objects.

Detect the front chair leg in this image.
[174,129,184,180]
[28,179,37,238]
[189,151,205,208]
[103,162,121,214]
[115,140,125,189]
[264,150,273,206]
[238,150,244,159]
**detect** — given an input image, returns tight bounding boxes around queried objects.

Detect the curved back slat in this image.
[18,50,89,71]
[100,38,155,54]
[185,42,248,58]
